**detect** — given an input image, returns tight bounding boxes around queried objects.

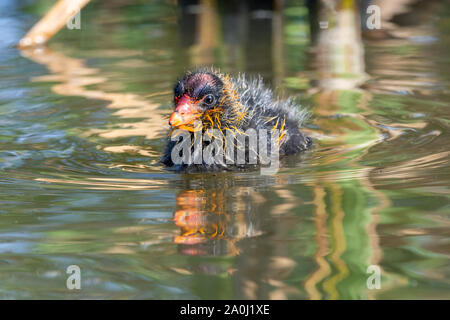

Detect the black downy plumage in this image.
[161,68,312,172]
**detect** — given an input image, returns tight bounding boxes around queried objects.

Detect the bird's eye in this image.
[204,94,215,105]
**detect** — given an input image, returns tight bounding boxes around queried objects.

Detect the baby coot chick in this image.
[161,68,311,172]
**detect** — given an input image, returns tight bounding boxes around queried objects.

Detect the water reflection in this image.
[173,187,263,256]
[20,46,168,141]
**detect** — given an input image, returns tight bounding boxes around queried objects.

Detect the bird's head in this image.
[169,70,245,132]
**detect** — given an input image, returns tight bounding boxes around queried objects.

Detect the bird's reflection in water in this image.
[172,183,265,257]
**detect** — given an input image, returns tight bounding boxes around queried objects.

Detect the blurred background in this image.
[0,0,449,299]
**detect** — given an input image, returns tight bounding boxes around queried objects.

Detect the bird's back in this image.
[232,75,311,155]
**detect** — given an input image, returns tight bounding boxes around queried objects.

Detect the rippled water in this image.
[0,0,449,299]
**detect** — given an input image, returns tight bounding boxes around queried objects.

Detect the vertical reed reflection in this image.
[303,0,385,299]
[177,0,276,79]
